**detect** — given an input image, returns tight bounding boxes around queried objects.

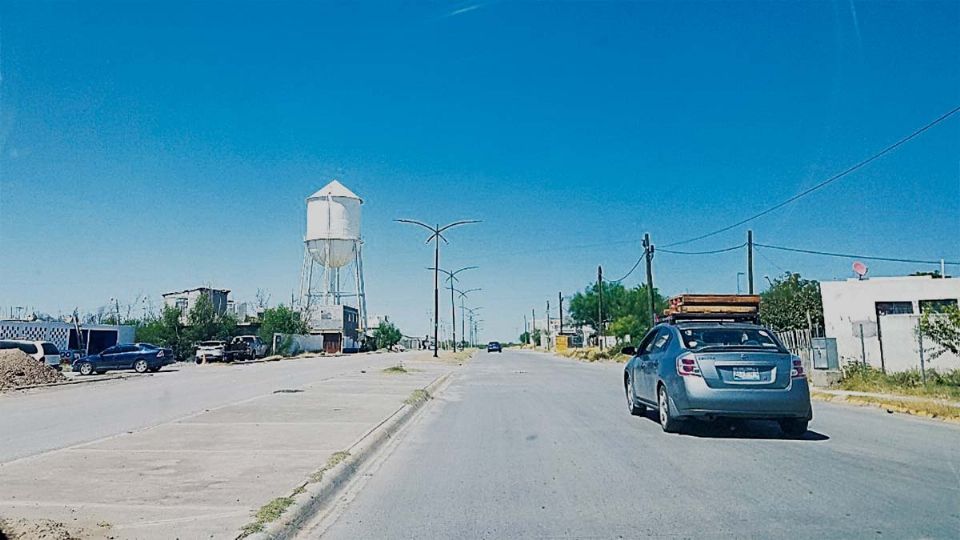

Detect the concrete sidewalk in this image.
[0,352,462,539]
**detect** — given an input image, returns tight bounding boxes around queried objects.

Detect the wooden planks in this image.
[665,294,761,317]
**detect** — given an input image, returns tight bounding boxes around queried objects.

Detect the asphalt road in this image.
[0,353,413,464]
[315,349,960,539]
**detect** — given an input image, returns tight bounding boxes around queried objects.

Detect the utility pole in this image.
[532,308,537,346]
[395,219,480,357]
[747,229,754,294]
[523,314,528,344]
[643,233,656,325]
[546,300,551,350]
[597,265,603,350]
[558,292,563,335]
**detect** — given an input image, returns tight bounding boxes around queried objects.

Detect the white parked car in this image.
[0,339,62,369]
[195,341,226,363]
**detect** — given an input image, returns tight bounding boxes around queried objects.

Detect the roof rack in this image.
[661,312,760,325]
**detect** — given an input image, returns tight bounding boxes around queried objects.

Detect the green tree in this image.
[759,272,824,331]
[919,304,960,358]
[568,282,666,342]
[531,328,543,345]
[184,295,237,345]
[258,305,308,344]
[373,320,403,350]
[134,306,188,359]
[518,331,531,344]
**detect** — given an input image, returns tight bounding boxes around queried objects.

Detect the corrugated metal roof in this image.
[308,180,362,202]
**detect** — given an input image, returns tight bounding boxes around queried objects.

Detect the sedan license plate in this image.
[733,367,760,381]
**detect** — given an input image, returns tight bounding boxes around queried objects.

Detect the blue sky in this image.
[1,1,958,341]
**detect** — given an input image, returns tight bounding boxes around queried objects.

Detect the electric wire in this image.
[755,242,959,266]
[659,243,747,255]
[661,105,960,248]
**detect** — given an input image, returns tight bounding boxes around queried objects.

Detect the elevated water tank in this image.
[305,180,362,268]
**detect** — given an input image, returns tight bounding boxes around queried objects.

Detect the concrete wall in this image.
[821,276,960,372]
[876,314,960,372]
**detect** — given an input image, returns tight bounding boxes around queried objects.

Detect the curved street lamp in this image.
[430,266,478,352]
[455,287,482,351]
[396,219,480,356]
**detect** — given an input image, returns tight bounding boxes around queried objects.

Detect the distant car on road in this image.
[487,342,502,353]
[623,321,811,436]
[0,339,62,369]
[195,341,227,363]
[73,343,174,375]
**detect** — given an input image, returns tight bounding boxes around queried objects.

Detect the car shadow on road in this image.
[639,411,829,441]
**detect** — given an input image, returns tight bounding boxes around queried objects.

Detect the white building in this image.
[162,287,230,324]
[820,275,960,373]
[0,320,135,355]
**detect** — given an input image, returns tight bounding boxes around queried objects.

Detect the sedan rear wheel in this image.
[134,359,149,374]
[78,362,94,376]
[625,377,645,416]
[658,385,682,433]
[778,419,808,438]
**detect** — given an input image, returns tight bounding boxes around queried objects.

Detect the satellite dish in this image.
[852,261,868,280]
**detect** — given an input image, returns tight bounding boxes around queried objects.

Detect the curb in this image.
[243,369,456,540]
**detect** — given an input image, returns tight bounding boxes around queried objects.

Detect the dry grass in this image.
[382,365,408,374]
[404,388,432,405]
[812,390,960,422]
[557,347,629,363]
[837,366,960,401]
[238,496,296,537]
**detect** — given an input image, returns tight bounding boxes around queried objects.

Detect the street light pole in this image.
[431,266,477,352]
[456,287,481,350]
[396,219,480,357]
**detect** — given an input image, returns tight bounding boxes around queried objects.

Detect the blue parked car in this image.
[623,321,811,436]
[73,343,174,376]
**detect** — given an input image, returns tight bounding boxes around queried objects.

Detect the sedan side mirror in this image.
[620,346,636,356]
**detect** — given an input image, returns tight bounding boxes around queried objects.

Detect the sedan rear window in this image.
[681,328,783,351]
[17,343,38,355]
[41,343,60,355]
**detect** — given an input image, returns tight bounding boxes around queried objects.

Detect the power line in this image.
[753,245,787,273]
[609,255,644,283]
[609,242,747,283]
[662,105,960,248]
[755,242,960,266]
[659,243,746,255]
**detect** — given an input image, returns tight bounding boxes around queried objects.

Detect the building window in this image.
[176,299,188,312]
[875,301,914,316]
[919,299,958,313]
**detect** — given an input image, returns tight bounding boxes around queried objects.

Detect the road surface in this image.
[313,349,960,539]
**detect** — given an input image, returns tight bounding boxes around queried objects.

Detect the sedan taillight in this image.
[157,350,165,358]
[677,353,701,377]
[791,356,805,378]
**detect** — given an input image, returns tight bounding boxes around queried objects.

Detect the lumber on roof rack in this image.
[664,294,762,319]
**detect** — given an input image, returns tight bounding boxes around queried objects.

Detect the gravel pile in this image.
[0,349,66,391]
[0,518,84,540]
